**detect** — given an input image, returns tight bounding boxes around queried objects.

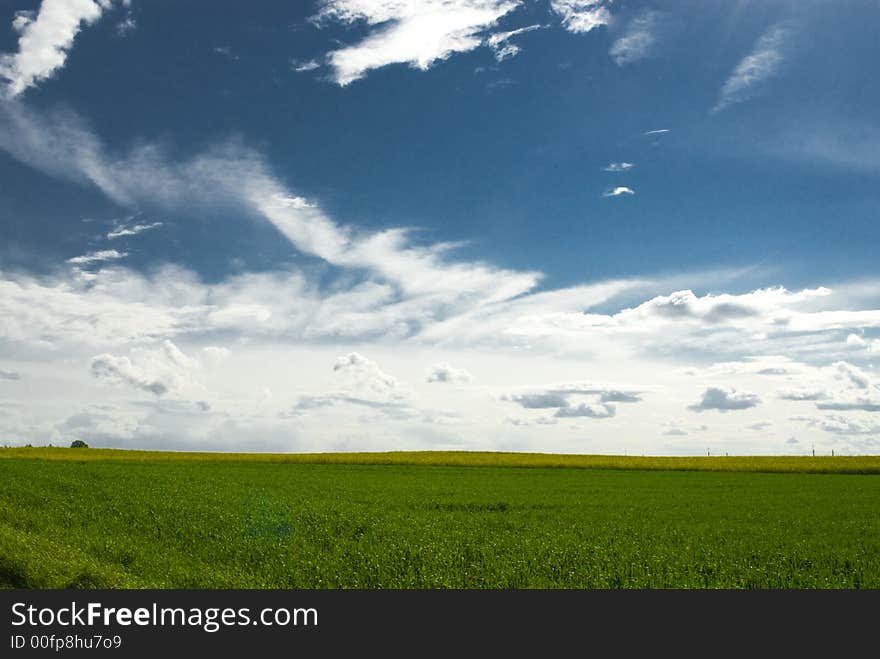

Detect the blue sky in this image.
[0,0,878,454]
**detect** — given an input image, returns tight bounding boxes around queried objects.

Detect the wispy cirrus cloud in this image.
[602,186,634,197]
[0,0,123,97]
[713,21,795,113]
[609,10,664,66]
[486,24,544,62]
[67,249,128,265]
[291,59,320,73]
[107,222,163,239]
[312,0,521,85]
[603,162,633,172]
[0,100,540,323]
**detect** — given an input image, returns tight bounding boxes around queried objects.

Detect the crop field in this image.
[1,448,879,589]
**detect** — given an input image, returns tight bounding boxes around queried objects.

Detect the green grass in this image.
[3,447,880,473]
[1,449,878,588]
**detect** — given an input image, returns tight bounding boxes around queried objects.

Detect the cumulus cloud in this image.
[115,12,135,36]
[602,186,634,197]
[713,22,794,113]
[66,249,128,265]
[554,402,615,418]
[313,0,520,85]
[503,384,641,419]
[796,415,880,436]
[550,0,612,34]
[503,392,570,409]
[777,388,828,401]
[90,354,168,395]
[3,99,880,454]
[603,162,633,172]
[0,0,120,96]
[90,340,202,398]
[426,362,473,383]
[844,333,880,353]
[689,387,761,412]
[816,399,880,413]
[609,10,663,66]
[609,287,840,331]
[107,222,163,239]
[333,352,403,399]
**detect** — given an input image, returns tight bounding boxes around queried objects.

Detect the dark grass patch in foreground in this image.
[1,452,878,588]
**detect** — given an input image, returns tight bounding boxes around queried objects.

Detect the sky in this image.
[0,0,878,455]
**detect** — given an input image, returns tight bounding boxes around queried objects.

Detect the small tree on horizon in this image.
[70,440,89,449]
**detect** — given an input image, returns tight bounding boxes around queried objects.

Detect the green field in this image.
[1,448,879,588]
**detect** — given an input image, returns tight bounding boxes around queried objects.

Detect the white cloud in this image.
[502,383,642,420]
[314,0,520,85]
[90,340,201,397]
[713,22,794,113]
[66,249,128,265]
[689,387,761,412]
[609,10,663,66]
[796,415,880,436]
[643,128,669,136]
[602,186,634,197]
[603,162,633,172]
[0,101,540,329]
[816,399,880,412]
[832,361,870,389]
[333,352,403,399]
[503,391,570,409]
[550,0,611,34]
[846,333,880,353]
[426,362,473,383]
[3,100,880,453]
[554,402,615,418]
[486,24,544,62]
[200,346,231,367]
[777,388,828,401]
[846,333,867,347]
[107,222,163,239]
[115,14,135,36]
[292,59,320,72]
[11,11,36,33]
[0,0,119,96]
[0,369,21,381]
